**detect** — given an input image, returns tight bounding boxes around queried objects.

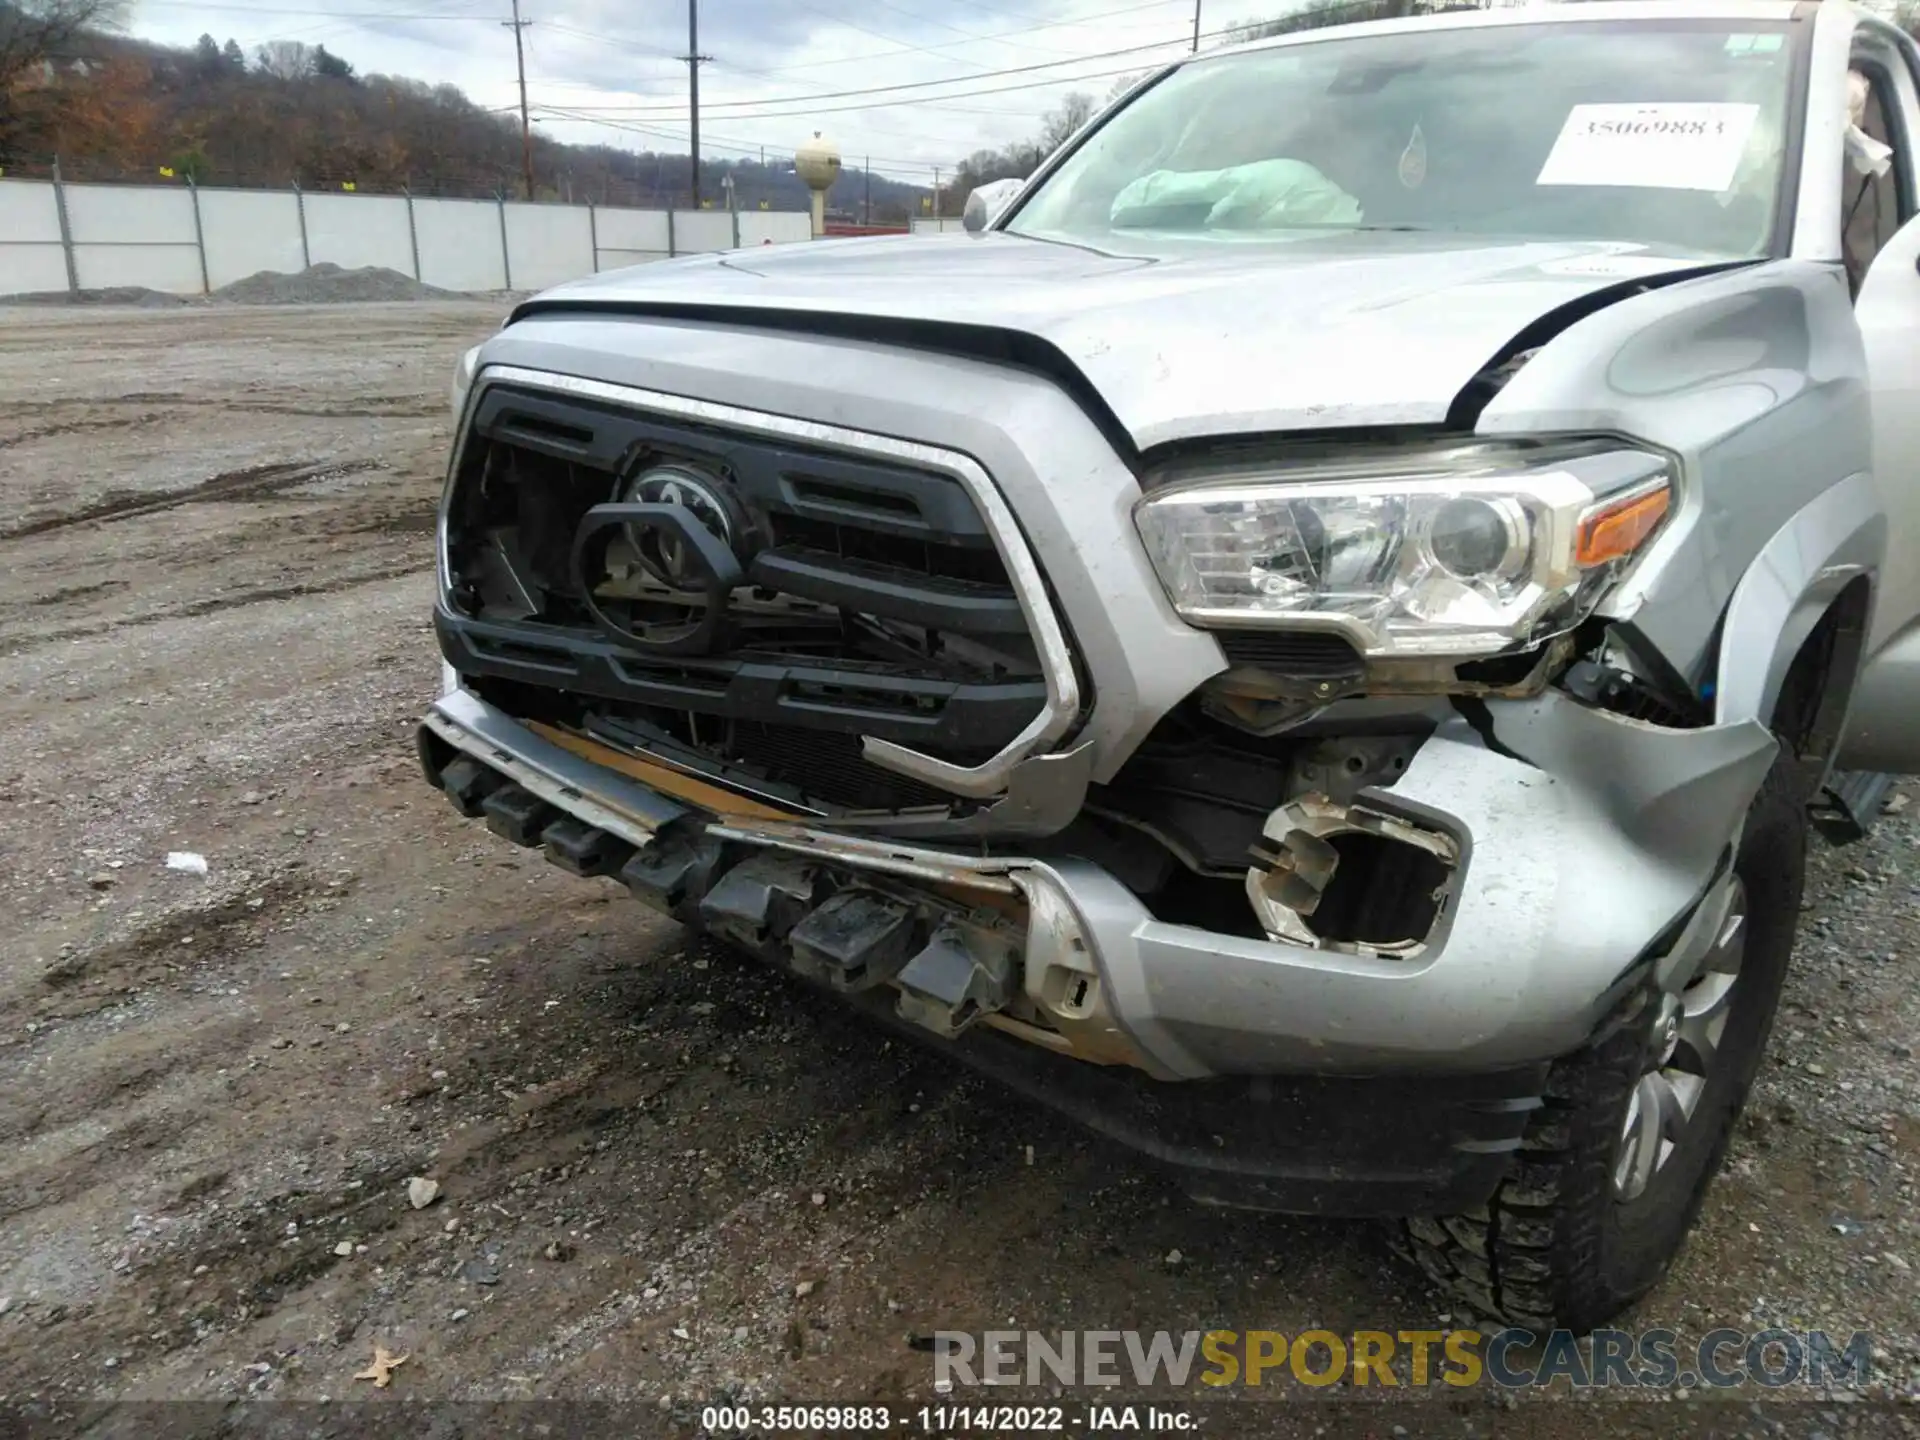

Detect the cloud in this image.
[130,0,1285,173]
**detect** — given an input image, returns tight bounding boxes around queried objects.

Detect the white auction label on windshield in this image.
[1536,103,1760,191]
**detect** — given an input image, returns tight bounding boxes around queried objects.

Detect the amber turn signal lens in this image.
[1575,483,1671,567]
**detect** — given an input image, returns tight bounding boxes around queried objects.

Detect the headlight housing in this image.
[450,344,483,422]
[1134,443,1674,658]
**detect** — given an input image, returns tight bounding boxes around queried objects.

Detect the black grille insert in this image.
[441,384,1052,814]
[728,724,959,811]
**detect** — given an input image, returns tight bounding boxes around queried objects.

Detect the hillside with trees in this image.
[0,0,927,216]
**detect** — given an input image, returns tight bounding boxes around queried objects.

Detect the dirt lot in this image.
[0,303,1916,1434]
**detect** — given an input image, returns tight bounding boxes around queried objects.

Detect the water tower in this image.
[795,131,842,238]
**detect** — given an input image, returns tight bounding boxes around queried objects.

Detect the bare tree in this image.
[1039,92,1095,154]
[254,39,314,81]
[0,0,126,158]
[950,90,1101,209]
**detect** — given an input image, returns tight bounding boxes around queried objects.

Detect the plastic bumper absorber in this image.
[437,756,503,818]
[480,784,557,846]
[787,890,919,992]
[895,922,1017,1038]
[618,827,726,923]
[697,854,823,956]
[542,816,633,878]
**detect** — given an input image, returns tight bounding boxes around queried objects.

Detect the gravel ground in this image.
[0,303,1915,1437]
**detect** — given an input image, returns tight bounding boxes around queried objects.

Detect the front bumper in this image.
[420,686,1777,1081]
[419,686,1778,1217]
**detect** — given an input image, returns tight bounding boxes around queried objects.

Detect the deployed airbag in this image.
[1110,158,1363,229]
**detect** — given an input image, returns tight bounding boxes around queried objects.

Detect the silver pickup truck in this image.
[418,0,1920,1331]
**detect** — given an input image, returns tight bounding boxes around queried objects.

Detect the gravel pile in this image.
[213,262,462,304]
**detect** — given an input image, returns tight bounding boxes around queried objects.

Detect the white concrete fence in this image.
[0,175,815,297]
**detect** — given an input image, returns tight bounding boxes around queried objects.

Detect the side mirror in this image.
[963,178,1024,234]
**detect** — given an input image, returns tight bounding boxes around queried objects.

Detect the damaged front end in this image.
[424,358,1779,1090]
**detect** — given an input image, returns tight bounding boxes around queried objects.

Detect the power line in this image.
[139,2,495,16]
[772,0,1023,72]
[543,24,1233,117]
[838,0,1090,57]
[551,58,1166,124]
[538,21,680,60]
[531,108,946,177]
[523,8,1145,153]
[533,94,1024,161]
[721,0,1189,79]
[528,94,1029,163]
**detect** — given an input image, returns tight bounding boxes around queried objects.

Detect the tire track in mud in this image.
[0,413,164,450]
[0,458,384,542]
[24,579,126,608]
[0,871,325,1226]
[0,562,429,659]
[21,867,318,1003]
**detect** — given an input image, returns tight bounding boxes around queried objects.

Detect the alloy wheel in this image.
[1612,877,1749,1202]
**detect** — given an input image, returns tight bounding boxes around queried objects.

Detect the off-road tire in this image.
[1393,755,1805,1333]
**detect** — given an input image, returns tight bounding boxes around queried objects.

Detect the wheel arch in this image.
[1713,471,1883,795]
[1767,576,1873,799]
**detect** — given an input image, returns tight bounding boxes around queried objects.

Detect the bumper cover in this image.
[421,686,1777,1081]
[852,998,1548,1217]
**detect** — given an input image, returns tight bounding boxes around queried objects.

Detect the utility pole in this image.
[504,0,534,199]
[683,0,711,207]
[1191,0,1202,51]
[933,165,941,220]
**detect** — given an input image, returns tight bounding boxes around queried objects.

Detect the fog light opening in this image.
[1246,799,1458,957]
[1310,829,1452,950]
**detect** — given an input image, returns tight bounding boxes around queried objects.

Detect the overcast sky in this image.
[126,0,1289,182]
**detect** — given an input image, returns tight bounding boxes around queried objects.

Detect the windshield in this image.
[1007,18,1801,258]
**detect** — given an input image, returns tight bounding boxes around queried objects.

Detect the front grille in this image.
[728,724,959,811]
[439,382,1048,815]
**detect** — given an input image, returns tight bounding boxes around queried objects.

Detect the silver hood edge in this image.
[511,231,1742,450]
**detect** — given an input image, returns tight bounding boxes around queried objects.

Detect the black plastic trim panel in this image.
[749,545,1029,634]
[437,608,1047,751]
[1215,629,1367,680]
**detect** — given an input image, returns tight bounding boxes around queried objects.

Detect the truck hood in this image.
[519,231,1725,450]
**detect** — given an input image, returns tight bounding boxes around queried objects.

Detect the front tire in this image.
[1396,756,1805,1333]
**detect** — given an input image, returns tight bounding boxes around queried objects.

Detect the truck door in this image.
[1841,27,1920,772]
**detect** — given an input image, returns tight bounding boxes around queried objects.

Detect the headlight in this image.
[450,344,482,421]
[1134,444,1673,658]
